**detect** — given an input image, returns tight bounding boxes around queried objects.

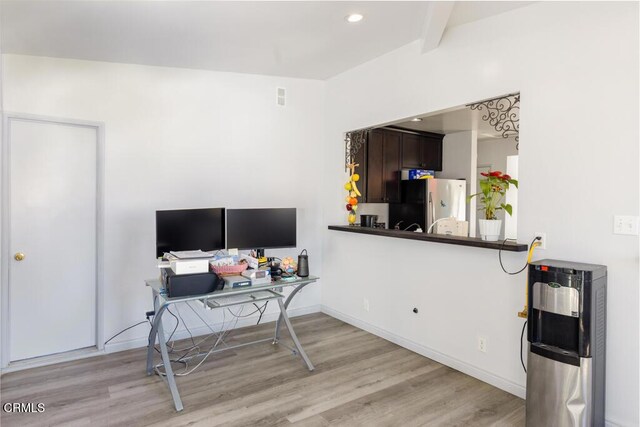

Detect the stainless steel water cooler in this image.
[526,259,607,427]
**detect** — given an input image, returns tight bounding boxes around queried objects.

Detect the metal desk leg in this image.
[277,298,314,371]
[274,282,309,341]
[155,307,184,412]
[146,292,160,375]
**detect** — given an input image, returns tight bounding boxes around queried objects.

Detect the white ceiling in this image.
[446,1,536,29]
[0,1,534,80]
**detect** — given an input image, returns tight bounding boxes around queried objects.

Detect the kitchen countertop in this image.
[328,225,529,252]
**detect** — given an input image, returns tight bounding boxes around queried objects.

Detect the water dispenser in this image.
[526,259,607,427]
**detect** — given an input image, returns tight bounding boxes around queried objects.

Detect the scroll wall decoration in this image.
[468,93,520,149]
[344,129,369,171]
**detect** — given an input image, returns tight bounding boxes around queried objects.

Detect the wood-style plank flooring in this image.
[1,313,524,426]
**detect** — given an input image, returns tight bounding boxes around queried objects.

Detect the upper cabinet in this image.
[401,132,443,171]
[367,129,402,203]
[358,128,443,203]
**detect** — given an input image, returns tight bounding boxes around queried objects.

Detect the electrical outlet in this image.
[614,215,639,235]
[363,298,370,312]
[534,232,547,249]
[478,336,487,353]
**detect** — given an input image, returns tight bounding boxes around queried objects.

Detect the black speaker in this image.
[297,249,309,277]
[161,269,225,298]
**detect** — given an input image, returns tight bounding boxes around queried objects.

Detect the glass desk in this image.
[145,275,319,411]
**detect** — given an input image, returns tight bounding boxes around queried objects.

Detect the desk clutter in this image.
[159,250,309,298]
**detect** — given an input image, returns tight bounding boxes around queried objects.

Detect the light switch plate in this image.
[613,215,639,235]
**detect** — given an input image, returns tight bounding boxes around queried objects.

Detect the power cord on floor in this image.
[155,306,242,377]
[114,299,271,376]
[104,320,150,346]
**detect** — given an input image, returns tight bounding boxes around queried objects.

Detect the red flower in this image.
[502,174,511,180]
[489,171,502,177]
[480,172,489,177]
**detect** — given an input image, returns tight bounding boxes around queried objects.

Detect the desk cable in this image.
[104,296,177,347]
[104,320,150,346]
[154,305,243,377]
[154,303,229,366]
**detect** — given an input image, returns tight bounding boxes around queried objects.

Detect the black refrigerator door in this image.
[401,180,427,203]
[388,203,425,231]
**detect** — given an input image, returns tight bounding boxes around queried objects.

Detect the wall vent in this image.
[277,87,286,106]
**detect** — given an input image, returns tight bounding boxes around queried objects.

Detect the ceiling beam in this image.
[420,1,455,54]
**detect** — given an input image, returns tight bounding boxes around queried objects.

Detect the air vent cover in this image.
[277,88,286,106]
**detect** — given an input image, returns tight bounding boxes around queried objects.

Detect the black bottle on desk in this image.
[270,261,283,279]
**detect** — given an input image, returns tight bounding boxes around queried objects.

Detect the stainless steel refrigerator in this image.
[388,179,466,231]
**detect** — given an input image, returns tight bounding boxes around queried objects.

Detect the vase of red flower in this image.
[468,170,518,241]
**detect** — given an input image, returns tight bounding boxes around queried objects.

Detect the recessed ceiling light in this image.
[346,14,364,23]
[411,118,423,122]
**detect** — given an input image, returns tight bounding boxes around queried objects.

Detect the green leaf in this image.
[509,179,518,189]
[479,180,490,196]
[501,203,513,216]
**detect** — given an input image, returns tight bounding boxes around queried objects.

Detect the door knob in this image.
[14,252,25,261]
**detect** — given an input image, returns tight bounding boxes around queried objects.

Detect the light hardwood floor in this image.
[1,313,524,426]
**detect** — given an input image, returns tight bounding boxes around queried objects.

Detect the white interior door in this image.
[8,118,98,362]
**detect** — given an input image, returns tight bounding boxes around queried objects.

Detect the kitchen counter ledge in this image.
[328,225,528,252]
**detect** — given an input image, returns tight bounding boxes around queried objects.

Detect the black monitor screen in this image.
[156,208,225,257]
[226,208,296,250]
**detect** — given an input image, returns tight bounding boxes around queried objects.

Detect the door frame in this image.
[1,112,105,368]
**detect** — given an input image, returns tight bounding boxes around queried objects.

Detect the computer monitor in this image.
[156,208,225,257]
[226,208,296,253]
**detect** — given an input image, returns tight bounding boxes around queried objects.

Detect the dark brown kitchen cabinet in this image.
[401,132,443,171]
[366,129,401,203]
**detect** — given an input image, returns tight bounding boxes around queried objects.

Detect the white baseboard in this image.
[321,305,526,399]
[1,305,321,374]
[104,304,321,354]
[1,347,103,374]
[321,306,631,427]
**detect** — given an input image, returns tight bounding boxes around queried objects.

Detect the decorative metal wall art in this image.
[468,93,520,146]
[344,129,369,171]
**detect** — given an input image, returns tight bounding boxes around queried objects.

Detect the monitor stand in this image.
[255,248,265,258]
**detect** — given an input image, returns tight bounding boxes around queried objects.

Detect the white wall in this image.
[322,3,638,426]
[477,137,519,237]
[2,55,325,354]
[477,137,518,176]
[437,130,477,236]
